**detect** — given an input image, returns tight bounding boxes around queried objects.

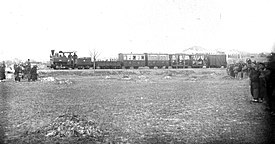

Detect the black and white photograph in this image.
[0,0,275,143]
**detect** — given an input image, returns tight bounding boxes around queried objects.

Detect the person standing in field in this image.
[240,62,245,79]
[226,64,235,77]
[25,59,31,82]
[258,62,267,103]
[2,61,6,80]
[30,65,38,81]
[242,63,249,79]
[14,63,21,82]
[233,63,239,79]
[249,62,260,102]
[0,61,5,82]
[263,64,272,112]
[266,53,275,115]
[246,58,253,78]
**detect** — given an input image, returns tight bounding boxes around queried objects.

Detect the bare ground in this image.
[0,68,274,144]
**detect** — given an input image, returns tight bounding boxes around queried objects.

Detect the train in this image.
[49,50,227,69]
[49,50,92,69]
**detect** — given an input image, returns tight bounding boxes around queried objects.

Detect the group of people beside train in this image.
[0,59,38,82]
[228,54,275,115]
[227,59,254,79]
[249,54,275,116]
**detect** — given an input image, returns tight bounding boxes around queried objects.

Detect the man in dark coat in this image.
[249,63,260,102]
[30,65,38,81]
[0,62,5,81]
[258,62,267,103]
[233,63,239,79]
[14,64,21,82]
[2,61,6,79]
[25,59,31,81]
[266,53,275,115]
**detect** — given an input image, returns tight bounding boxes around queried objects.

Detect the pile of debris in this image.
[105,75,112,79]
[137,75,152,83]
[40,77,73,84]
[121,75,131,80]
[39,114,105,140]
[138,75,147,79]
[40,77,56,82]
[163,76,172,79]
[55,79,73,85]
[105,75,117,80]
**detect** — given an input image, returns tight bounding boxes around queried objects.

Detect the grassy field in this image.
[0,68,274,143]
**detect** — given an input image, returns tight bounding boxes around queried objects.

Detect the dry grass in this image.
[1,68,274,143]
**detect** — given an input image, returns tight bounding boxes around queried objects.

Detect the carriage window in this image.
[133,56,136,60]
[172,55,177,60]
[179,55,184,60]
[141,56,144,59]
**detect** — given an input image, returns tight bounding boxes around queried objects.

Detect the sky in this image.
[0,0,275,62]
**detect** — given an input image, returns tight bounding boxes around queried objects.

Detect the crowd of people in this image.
[226,59,253,79]
[0,59,38,82]
[227,54,275,116]
[249,53,275,116]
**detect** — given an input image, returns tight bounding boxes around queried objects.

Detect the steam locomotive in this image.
[50,50,227,69]
[50,50,92,69]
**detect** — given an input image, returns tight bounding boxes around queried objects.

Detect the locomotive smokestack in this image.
[51,50,55,56]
